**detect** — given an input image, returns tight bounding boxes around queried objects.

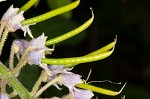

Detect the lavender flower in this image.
[48,65,72,81]
[7,11,24,32]
[61,73,83,92]
[59,89,94,99]
[47,65,83,93]
[1,5,18,23]
[12,39,29,59]
[70,89,94,99]
[0,93,9,99]
[12,33,54,75]
[1,5,33,38]
[27,33,53,65]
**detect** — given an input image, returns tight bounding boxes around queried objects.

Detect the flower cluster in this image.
[12,33,54,75]
[46,65,94,99]
[0,0,125,99]
[1,5,33,38]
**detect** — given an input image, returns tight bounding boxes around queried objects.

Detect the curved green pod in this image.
[19,0,38,12]
[76,83,126,96]
[45,8,94,46]
[42,48,114,65]
[21,0,80,25]
[64,39,116,68]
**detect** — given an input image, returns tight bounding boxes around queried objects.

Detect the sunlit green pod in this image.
[21,0,80,25]
[45,8,94,46]
[64,39,116,68]
[19,0,38,12]
[76,83,126,96]
[42,47,114,65]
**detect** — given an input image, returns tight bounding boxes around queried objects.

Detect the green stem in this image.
[42,48,114,65]
[0,28,9,55]
[34,75,62,98]
[19,0,38,12]
[0,62,31,98]
[46,8,94,46]
[9,91,18,98]
[31,70,47,96]
[21,0,80,25]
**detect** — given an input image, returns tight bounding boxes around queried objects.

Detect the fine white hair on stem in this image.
[85,69,92,82]
[88,80,122,84]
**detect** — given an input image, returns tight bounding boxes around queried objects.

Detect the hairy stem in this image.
[31,70,47,96]
[11,47,31,76]
[1,78,7,93]
[35,75,62,98]
[0,28,9,55]
[0,24,4,38]
[0,62,31,98]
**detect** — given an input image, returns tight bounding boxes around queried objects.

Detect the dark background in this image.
[1,0,150,98]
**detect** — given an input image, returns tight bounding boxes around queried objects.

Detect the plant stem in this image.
[34,75,62,98]
[31,70,47,96]
[9,43,16,71]
[9,91,18,98]
[11,47,31,76]
[1,78,7,93]
[0,62,31,98]
[0,24,4,39]
[0,28,9,55]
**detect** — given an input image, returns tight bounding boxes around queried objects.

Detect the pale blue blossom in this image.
[1,5,33,38]
[70,89,94,99]
[0,93,9,99]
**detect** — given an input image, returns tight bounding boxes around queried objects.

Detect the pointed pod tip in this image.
[114,35,117,44]
[90,7,94,20]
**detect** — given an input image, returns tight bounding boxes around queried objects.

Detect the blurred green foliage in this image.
[1,0,150,98]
